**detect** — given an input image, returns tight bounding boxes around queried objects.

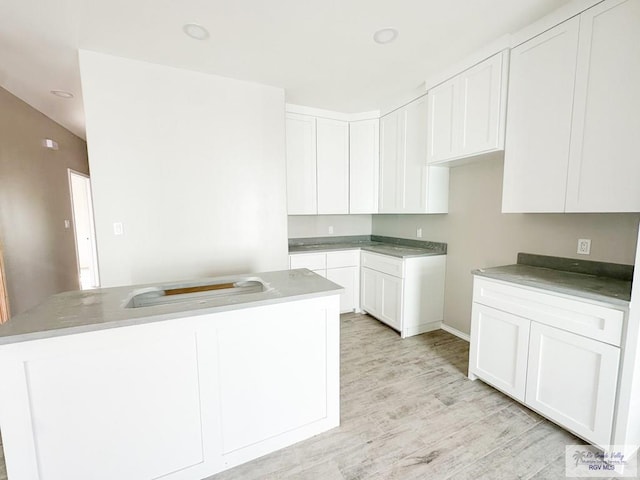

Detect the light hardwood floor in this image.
[208,312,616,480]
[0,313,617,480]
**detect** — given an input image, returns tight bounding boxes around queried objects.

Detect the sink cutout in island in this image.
[126,279,266,308]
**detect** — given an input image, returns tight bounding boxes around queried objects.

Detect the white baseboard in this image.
[441,323,470,342]
[403,321,441,338]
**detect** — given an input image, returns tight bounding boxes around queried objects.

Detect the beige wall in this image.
[0,87,89,315]
[373,155,640,335]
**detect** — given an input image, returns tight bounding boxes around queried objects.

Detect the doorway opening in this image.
[68,170,100,290]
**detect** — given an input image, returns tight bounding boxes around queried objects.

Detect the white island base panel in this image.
[0,295,340,480]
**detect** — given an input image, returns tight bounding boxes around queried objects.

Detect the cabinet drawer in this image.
[473,277,624,346]
[361,252,404,278]
[326,250,359,268]
[289,253,326,271]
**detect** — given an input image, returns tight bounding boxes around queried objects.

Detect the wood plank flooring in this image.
[208,312,614,480]
[0,313,617,479]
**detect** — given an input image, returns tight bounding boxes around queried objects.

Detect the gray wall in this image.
[288,215,372,238]
[0,87,90,315]
[373,155,640,335]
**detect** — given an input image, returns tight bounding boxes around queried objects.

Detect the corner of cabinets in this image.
[379,96,450,214]
[285,110,380,215]
[349,118,380,214]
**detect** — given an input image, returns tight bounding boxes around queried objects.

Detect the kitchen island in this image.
[0,269,342,480]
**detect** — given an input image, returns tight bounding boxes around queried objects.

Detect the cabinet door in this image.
[360,267,378,316]
[379,110,402,213]
[526,322,620,447]
[285,113,317,215]
[378,271,402,331]
[459,52,505,157]
[565,0,640,212]
[316,118,349,214]
[469,303,530,402]
[326,266,356,313]
[427,79,458,164]
[501,18,580,213]
[349,119,380,214]
[402,96,429,213]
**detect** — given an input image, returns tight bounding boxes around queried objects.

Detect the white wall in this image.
[80,51,288,287]
[288,215,372,238]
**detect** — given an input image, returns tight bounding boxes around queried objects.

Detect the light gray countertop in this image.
[473,264,631,307]
[288,235,447,258]
[0,269,342,346]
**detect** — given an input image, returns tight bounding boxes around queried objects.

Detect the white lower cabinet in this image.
[289,250,359,313]
[361,268,402,331]
[360,251,446,338]
[526,322,620,447]
[469,276,625,448]
[469,304,529,402]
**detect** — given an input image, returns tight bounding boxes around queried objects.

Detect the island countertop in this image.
[0,269,342,346]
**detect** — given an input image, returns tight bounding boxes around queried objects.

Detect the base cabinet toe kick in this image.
[469,276,637,453]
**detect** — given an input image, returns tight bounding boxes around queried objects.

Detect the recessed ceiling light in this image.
[183,23,210,41]
[373,28,398,45]
[50,90,74,99]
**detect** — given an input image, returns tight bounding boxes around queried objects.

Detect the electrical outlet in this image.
[113,222,124,236]
[416,227,423,238]
[328,225,334,235]
[577,239,591,255]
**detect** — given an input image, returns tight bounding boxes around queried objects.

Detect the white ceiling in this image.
[0,0,572,139]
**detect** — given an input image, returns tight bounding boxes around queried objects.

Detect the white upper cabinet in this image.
[459,53,508,157]
[349,119,379,214]
[427,51,508,165]
[285,112,349,215]
[316,118,349,214]
[379,109,402,213]
[503,0,640,213]
[502,18,580,213]
[285,113,317,215]
[403,96,430,211]
[565,0,640,212]
[426,81,457,163]
[379,97,449,214]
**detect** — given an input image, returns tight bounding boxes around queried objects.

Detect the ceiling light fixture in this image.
[50,90,74,99]
[373,28,398,45]
[183,23,210,41]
